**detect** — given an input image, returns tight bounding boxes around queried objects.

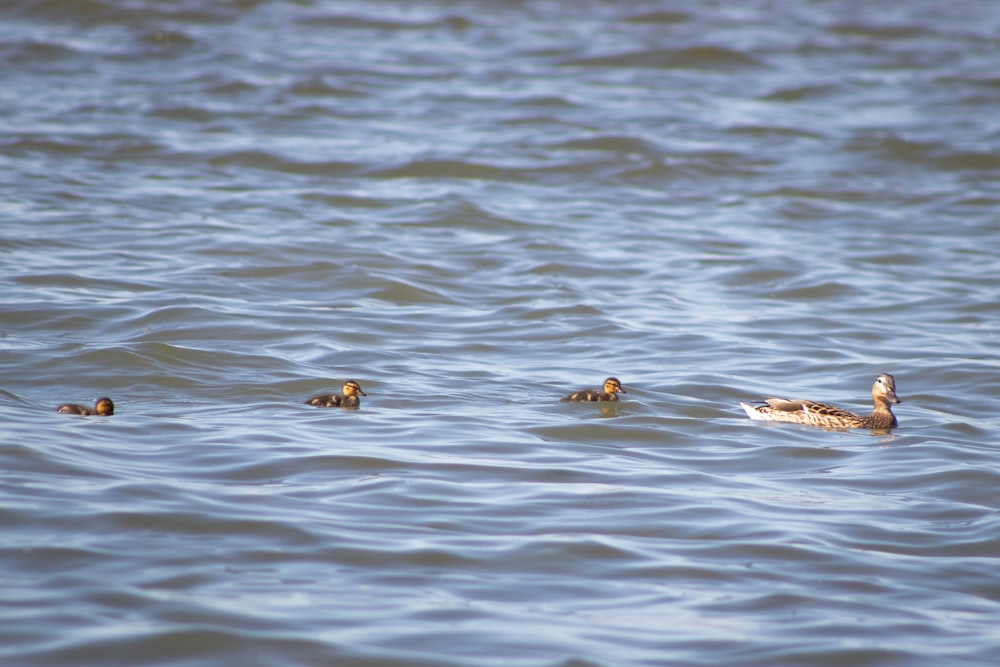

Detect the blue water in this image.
[2,1,999,665]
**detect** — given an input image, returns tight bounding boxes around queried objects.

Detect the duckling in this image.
[57,397,115,416]
[561,377,626,402]
[740,373,901,430]
[305,379,367,409]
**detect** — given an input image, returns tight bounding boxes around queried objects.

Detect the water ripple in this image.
[2,1,999,666]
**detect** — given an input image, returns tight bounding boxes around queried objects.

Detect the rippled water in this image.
[3,1,999,665]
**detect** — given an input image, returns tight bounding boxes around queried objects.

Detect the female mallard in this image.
[57,397,115,416]
[740,373,901,429]
[561,377,626,402]
[305,379,367,409]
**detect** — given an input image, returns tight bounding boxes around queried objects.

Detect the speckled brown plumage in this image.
[741,373,901,430]
[306,380,367,409]
[561,377,626,402]
[57,397,115,416]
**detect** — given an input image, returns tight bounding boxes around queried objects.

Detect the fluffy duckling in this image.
[57,397,115,416]
[561,377,626,402]
[741,373,901,430]
[305,379,367,409]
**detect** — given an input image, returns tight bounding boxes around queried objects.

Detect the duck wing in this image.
[562,389,599,402]
[763,398,807,412]
[306,394,344,407]
[775,398,860,421]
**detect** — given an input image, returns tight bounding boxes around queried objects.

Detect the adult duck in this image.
[741,373,901,430]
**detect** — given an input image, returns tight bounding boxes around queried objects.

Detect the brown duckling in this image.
[740,373,901,430]
[305,379,367,409]
[561,377,626,402]
[57,397,115,416]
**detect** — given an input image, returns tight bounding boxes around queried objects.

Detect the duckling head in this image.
[342,380,367,397]
[603,377,626,395]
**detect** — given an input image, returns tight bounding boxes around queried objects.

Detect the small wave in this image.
[845,133,1000,171]
[285,75,370,99]
[7,0,243,24]
[831,21,933,40]
[623,11,690,25]
[206,150,363,177]
[547,135,663,158]
[294,12,475,32]
[563,46,765,70]
[368,159,522,181]
[759,82,839,102]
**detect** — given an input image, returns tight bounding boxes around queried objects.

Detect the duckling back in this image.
[305,393,360,408]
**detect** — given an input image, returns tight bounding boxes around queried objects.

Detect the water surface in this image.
[2,1,999,666]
